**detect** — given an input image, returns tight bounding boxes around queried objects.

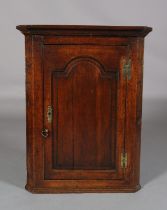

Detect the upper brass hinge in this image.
[47,105,53,123]
[121,152,128,168]
[123,59,131,80]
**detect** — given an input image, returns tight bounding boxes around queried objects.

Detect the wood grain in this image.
[17,25,152,193]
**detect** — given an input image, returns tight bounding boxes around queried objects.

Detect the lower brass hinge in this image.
[121,153,128,168]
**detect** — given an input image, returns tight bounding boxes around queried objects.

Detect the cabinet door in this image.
[43,43,128,180]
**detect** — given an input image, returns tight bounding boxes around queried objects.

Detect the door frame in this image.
[43,41,128,180]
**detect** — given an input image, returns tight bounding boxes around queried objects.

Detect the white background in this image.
[0,0,167,209]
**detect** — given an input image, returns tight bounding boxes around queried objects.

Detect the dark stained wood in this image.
[17,25,152,193]
[43,44,126,180]
[16,25,152,37]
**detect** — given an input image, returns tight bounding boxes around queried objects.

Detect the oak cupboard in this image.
[17,25,152,193]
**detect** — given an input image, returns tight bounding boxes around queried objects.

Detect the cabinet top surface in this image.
[16,25,152,37]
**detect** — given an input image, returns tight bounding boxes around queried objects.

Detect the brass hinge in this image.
[121,152,128,168]
[123,59,131,80]
[47,105,53,123]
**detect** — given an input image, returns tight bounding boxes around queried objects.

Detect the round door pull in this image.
[41,128,49,138]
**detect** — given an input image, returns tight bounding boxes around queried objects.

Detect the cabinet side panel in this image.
[135,38,144,186]
[25,35,44,189]
[125,38,144,188]
[25,35,35,188]
[32,36,45,186]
